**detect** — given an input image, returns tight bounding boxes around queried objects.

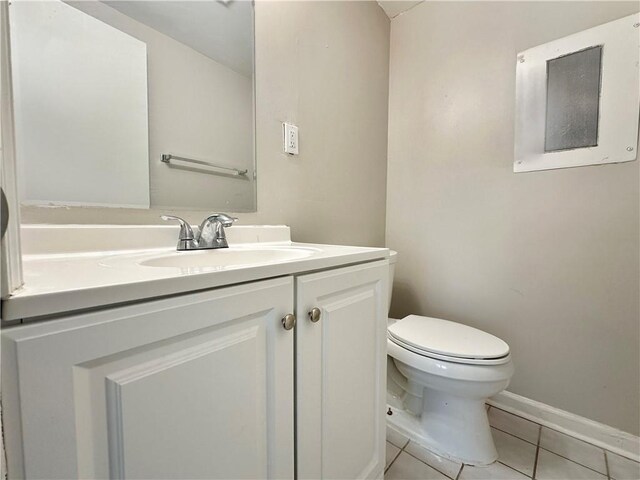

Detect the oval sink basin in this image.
[139,246,317,271]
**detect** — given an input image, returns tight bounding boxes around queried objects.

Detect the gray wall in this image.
[386,1,639,434]
[21,1,390,247]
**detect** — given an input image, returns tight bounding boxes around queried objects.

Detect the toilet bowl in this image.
[386,251,514,465]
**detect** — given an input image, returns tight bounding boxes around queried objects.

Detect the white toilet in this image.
[386,251,514,465]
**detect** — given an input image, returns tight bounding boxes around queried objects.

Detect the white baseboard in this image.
[488,391,639,462]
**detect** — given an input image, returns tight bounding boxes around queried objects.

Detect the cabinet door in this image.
[2,277,294,479]
[296,261,388,480]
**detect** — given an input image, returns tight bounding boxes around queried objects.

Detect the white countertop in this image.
[2,225,389,321]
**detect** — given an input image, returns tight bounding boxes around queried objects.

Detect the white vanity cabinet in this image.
[296,261,388,480]
[1,260,388,480]
[2,277,295,479]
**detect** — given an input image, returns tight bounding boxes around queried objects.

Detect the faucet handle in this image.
[204,213,238,227]
[161,215,195,239]
[161,215,196,250]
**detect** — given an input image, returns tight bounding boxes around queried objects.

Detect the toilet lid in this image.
[387,315,509,360]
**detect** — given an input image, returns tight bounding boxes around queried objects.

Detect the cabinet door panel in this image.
[2,277,294,479]
[104,320,267,479]
[296,261,388,480]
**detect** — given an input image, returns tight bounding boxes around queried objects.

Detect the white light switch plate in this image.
[283,122,299,155]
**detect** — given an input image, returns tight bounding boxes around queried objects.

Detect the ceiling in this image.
[103,0,253,77]
[100,1,418,76]
[377,1,423,19]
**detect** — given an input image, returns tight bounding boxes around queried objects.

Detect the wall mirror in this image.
[9,0,256,212]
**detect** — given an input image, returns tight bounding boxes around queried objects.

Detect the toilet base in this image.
[420,386,497,465]
[387,336,513,466]
[386,395,497,466]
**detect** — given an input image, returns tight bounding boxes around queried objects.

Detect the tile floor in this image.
[385,406,640,480]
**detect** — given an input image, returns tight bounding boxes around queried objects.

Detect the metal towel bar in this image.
[161,154,248,178]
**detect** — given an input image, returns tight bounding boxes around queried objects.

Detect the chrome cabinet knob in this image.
[282,314,296,331]
[308,307,321,323]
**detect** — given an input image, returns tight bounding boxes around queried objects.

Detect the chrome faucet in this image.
[161,213,237,250]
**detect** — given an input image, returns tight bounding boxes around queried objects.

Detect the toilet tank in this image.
[388,250,398,315]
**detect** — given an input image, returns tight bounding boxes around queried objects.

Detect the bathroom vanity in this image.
[1,225,389,479]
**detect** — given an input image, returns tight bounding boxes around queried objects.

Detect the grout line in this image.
[537,445,609,477]
[492,405,624,473]
[490,405,540,425]
[491,427,540,478]
[402,444,460,480]
[488,406,541,446]
[497,460,534,479]
[490,425,539,447]
[385,444,403,474]
[454,464,463,480]
[496,460,533,478]
[535,424,609,477]
[386,427,410,450]
[532,425,542,479]
[390,415,622,479]
[490,405,634,460]
[386,433,409,450]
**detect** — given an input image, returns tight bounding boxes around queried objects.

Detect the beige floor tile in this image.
[385,452,449,480]
[606,451,640,480]
[536,449,606,480]
[492,428,537,477]
[488,407,540,445]
[404,441,462,478]
[386,441,401,471]
[458,461,529,479]
[539,428,606,474]
[387,425,409,449]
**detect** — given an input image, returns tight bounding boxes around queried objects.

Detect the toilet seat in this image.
[388,315,511,366]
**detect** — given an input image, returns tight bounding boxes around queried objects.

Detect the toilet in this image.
[386,251,514,465]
